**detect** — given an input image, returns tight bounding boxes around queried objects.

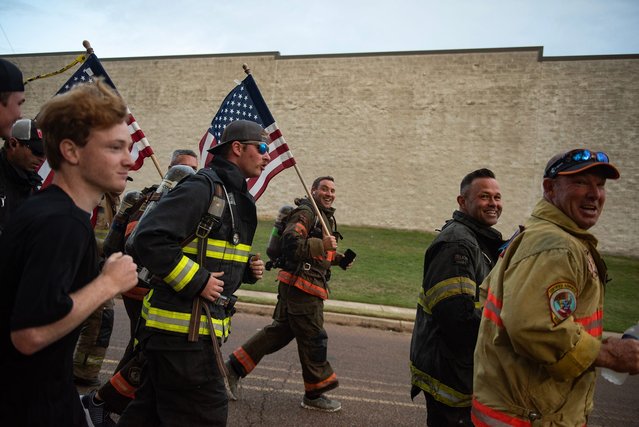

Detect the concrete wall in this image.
[6,47,638,256]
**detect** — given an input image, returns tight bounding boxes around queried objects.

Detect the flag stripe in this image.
[198,74,295,200]
[37,54,153,184]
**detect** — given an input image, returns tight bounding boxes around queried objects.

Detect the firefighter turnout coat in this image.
[132,157,258,341]
[410,210,503,408]
[472,199,606,426]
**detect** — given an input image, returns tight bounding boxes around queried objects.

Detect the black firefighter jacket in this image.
[409,210,503,407]
[131,157,258,341]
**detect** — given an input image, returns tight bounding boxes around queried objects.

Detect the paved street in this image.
[91,299,639,426]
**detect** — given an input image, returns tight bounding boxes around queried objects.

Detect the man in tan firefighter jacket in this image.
[225,175,353,412]
[472,149,639,426]
[410,168,504,426]
[117,120,268,427]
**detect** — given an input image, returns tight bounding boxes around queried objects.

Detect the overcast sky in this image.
[1,0,638,58]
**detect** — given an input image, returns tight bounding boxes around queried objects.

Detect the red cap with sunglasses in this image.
[11,119,45,157]
[543,149,620,180]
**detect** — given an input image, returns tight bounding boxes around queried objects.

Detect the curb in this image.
[235,290,415,333]
[235,302,415,333]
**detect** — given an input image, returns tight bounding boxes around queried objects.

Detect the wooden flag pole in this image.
[241,64,331,238]
[83,40,164,179]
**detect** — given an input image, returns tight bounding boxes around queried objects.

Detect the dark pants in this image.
[230,282,337,397]
[118,334,228,427]
[118,295,143,372]
[425,392,472,427]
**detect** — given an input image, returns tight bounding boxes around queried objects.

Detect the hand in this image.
[101,252,138,293]
[249,254,265,280]
[597,337,639,374]
[200,271,224,302]
[323,235,337,251]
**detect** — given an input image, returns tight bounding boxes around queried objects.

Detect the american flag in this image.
[37,54,153,188]
[198,74,295,200]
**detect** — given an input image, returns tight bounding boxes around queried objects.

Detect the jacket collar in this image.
[531,198,598,246]
[451,210,502,242]
[210,156,248,194]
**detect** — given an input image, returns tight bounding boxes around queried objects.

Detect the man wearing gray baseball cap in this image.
[0,118,44,234]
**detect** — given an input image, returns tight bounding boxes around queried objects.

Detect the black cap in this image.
[0,59,25,92]
[208,120,267,154]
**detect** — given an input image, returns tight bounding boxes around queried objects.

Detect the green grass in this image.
[249,219,638,333]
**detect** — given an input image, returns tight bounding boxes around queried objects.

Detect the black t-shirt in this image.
[0,185,98,426]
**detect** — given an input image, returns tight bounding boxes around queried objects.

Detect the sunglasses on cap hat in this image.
[544,149,614,179]
[240,141,269,155]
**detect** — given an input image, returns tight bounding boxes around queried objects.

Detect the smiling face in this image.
[544,172,607,230]
[458,177,502,226]
[313,178,336,209]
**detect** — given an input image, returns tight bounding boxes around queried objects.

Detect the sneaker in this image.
[225,360,240,401]
[301,394,342,412]
[81,390,116,427]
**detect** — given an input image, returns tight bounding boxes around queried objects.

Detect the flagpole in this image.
[84,41,164,179]
[242,64,331,238]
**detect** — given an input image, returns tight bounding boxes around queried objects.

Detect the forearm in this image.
[11,275,118,355]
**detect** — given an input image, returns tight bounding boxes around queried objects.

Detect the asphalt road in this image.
[92,299,639,426]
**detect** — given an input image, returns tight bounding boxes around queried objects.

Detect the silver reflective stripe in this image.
[183,238,252,263]
[141,295,230,338]
[163,255,199,292]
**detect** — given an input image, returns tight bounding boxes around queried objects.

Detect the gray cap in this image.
[208,120,267,153]
[12,119,44,156]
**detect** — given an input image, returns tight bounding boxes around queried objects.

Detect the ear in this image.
[7,137,19,150]
[542,178,554,198]
[59,138,80,165]
[231,141,243,157]
[456,194,465,210]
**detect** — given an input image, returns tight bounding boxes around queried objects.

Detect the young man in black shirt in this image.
[0,79,138,426]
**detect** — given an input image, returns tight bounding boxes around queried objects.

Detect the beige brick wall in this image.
[6,47,638,256]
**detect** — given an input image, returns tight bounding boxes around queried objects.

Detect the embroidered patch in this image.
[547,282,578,325]
[453,253,469,265]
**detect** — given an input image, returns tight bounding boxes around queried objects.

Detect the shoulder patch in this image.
[453,253,469,265]
[547,282,578,325]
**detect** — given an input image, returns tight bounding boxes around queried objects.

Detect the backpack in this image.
[102,165,195,258]
[265,204,294,270]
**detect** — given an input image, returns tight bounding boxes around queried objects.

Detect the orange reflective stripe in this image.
[471,398,531,427]
[294,222,307,236]
[304,372,337,392]
[110,371,136,399]
[326,250,336,262]
[233,347,256,374]
[122,286,149,301]
[483,288,504,328]
[277,270,328,300]
[575,309,603,337]
[125,220,138,237]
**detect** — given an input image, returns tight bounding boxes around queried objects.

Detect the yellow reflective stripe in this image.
[410,364,471,407]
[163,255,199,292]
[183,238,252,263]
[419,276,477,314]
[141,295,230,338]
